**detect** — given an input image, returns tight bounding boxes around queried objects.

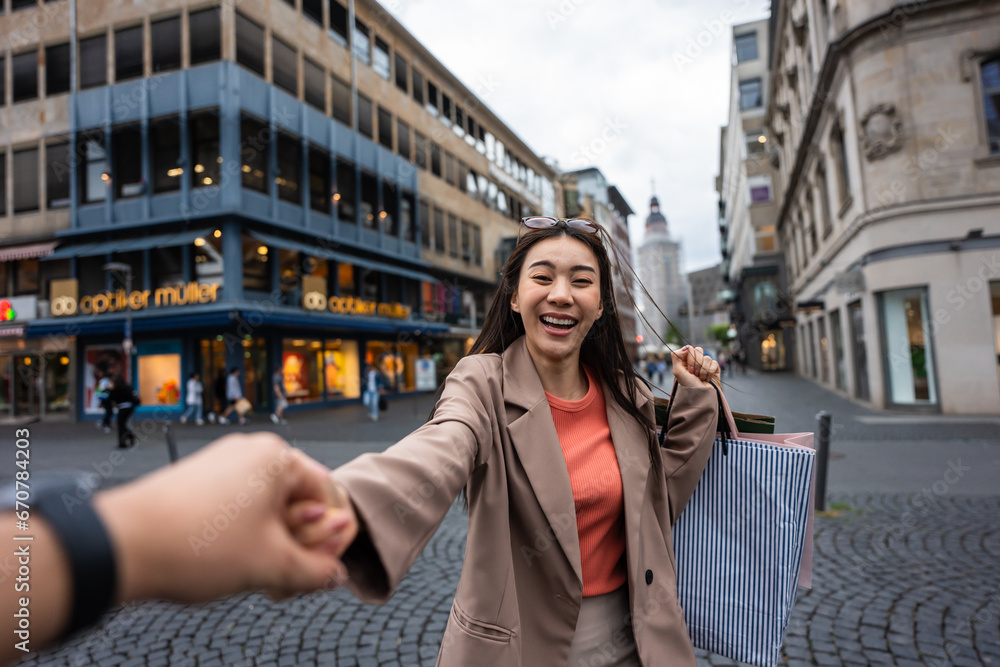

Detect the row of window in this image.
[237,6,546,199]
[417,201,483,266]
[0,8,220,104]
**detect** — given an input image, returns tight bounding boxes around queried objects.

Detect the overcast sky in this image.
[388,0,770,273]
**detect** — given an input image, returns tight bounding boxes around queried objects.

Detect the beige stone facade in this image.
[768,0,1000,412]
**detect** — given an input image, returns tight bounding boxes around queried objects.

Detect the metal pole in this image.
[815,410,832,512]
[164,423,179,463]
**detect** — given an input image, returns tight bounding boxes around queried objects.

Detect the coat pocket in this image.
[449,601,513,644]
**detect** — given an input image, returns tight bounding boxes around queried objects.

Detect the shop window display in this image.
[325,339,359,398]
[282,339,323,403]
[138,352,182,407]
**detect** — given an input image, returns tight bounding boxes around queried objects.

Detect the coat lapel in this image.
[503,338,583,583]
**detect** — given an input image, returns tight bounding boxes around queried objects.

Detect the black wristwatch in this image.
[8,478,118,638]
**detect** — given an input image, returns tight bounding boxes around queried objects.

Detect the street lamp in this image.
[104,262,133,377]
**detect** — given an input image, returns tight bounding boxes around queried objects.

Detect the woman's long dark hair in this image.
[469,220,660,464]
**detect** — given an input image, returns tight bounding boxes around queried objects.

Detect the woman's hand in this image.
[94,433,358,604]
[671,345,721,389]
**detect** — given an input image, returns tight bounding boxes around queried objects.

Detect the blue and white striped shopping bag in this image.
[673,436,815,667]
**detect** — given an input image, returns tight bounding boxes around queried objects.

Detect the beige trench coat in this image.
[332,336,719,666]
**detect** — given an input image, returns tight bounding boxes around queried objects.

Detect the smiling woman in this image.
[315,215,721,666]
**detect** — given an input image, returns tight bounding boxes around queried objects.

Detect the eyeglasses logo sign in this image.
[50,279,80,317]
[303,291,327,310]
[0,299,16,322]
[51,296,79,316]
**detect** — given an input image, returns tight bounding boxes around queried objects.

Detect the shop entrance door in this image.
[849,301,870,401]
[199,337,228,417]
[243,337,268,411]
[12,355,40,417]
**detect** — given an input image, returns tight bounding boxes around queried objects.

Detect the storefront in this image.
[0,295,73,420]
[29,277,449,421]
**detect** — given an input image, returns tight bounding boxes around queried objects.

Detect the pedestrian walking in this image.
[95,370,114,433]
[362,364,385,422]
[718,351,728,377]
[108,374,139,449]
[656,356,668,385]
[303,216,721,665]
[271,367,288,425]
[219,367,248,425]
[208,368,227,423]
[181,372,204,425]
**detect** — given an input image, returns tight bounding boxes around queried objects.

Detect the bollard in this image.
[164,423,179,463]
[814,411,832,512]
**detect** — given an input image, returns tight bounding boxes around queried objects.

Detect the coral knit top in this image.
[544,366,628,597]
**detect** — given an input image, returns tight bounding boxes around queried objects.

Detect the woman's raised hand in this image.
[671,345,721,389]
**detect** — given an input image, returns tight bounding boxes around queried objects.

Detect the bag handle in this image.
[661,378,739,455]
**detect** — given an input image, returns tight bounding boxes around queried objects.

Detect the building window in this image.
[738,78,762,110]
[394,53,408,92]
[12,51,38,102]
[276,132,301,204]
[112,124,143,198]
[460,220,470,262]
[240,114,268,193]
[755,224,776,253]
[377,106,392,149]
[46,141,72,207]
[353,19,370,65]
[830,120,851,205]
[830,309,846,391]
[441,93,452,124]
[45,43,70,96]
[308,145,330,214]
[381,180,398,235]
[12,0,37,10]
[236,13,265,76]
[446,215,460,259]
[879,287,937,405]
[358,93,373,138]
[78,130,107,204]
[80,34,107,89]
[0,56,6,105]
[419,200,430,248]
[150,116,181,193]
[412,68,424,105]
[189,8,221,65]
[430,143,441,177]
[472,224,482,266]
[373,36,390,80]
[396,119,411,161]
[329,0,348,42]
[304,57,325,111]
[0,153,6,217]
[191,110,221,188]
[273,36,298,96]
[745,129,767,155]
[426,80,439,116]
[13,259,39,295]
[115,25,143,82]
[151,16,181,73]
[444,152,455,186]
[331,74,351,126]
[747,174,772,204]
[243,235,270,292]
[816,164,832,238]
[335,159,355,223]
[360,171,377,229]
[400,191,414,243]
[303,0,322,26]
[734,32,758,62]
[414,132,428,170]
[433,208,445,254]
[13,148,39,213]
[982,57,1000,154]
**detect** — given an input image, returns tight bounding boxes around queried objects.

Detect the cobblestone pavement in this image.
[19,492,1000,666]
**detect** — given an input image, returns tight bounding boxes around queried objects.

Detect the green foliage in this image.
[708,323,730,345]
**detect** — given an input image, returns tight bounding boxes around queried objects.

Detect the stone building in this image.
[0,0,558,420]
[717,18,796,372]
[767,0,1000,412]
[560,167,638,360]
[635,194,686,350]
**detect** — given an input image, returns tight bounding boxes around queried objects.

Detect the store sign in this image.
[50,279,221,317]
[50,279,79,317]
[0,299,16,322]
[416,357,437,391]
[301,276,411,319]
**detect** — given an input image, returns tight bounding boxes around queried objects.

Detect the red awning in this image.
[0,242,57,262]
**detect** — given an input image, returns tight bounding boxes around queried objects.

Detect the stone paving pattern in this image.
[9,368,1000,666]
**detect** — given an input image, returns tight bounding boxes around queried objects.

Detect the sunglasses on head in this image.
[517,216,600,243]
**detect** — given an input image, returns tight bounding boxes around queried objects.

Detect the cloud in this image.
[389,0,769,273]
